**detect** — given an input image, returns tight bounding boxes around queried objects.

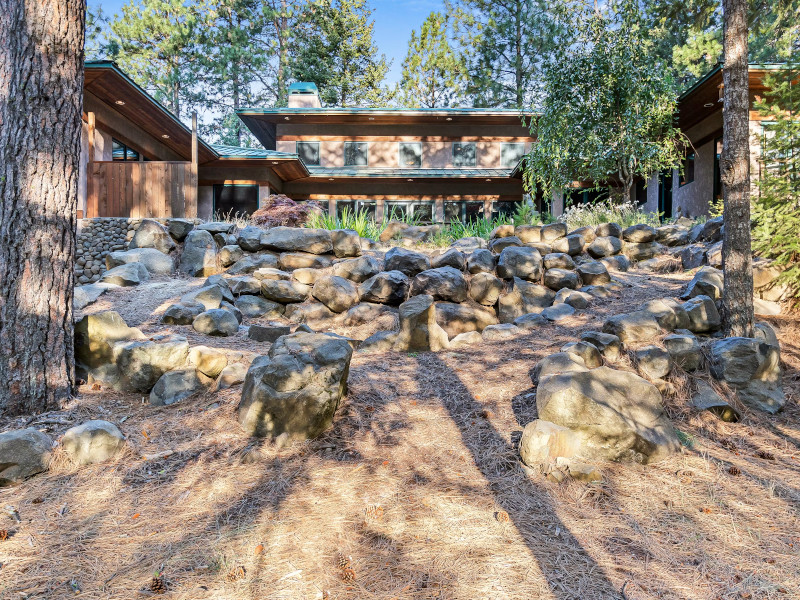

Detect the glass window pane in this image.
[399,142,422,168]
[444,201,462,222]
[296,141,320,166]
[411,202,434,223]
[465,201,484,222]
[357,200,376,220]
[386,202,407,221]
[126,147,140,161]
[336,200,356,219]
[501,143,525,168]
[453,142,476,167]
[344,142,369,166]
[492,201,517,220]
[112,138,126,161]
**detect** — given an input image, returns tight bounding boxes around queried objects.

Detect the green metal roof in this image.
[678,62,791,101]
[211,144,299,159]
[288,82,319,94]
[237,107,535,117]
[306,167,513,178]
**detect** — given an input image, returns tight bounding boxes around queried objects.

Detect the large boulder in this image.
[543,253,575,270]
[490,224,515,238]
[580,331,622,361]
[554,288,592,309]
[542,302,576,322]
[129,219,176,254]
[333,255,382,283]
[663,333,703,371]
[544,268,580,291]
[409,266,468,303]
[238,332,353,439]
[622,224,657,243]
[260,279,310,303]
[62,420,126,465]
[623,241,660,262]
[633,345,672,380]
[150,368,210,406]
[482,323,521,341]
[343,302,398,327]
[358,271,410,305]
[385,247,431,276]
[161,302,205,325]
[515,225,542,243]
[379,220,410,242]
[640,298,690,331]
[551,234,584,256]
[488,235,523,255]
[561,341,603,368]
[189,346,228,377]
[227,276,261,296]
[278,252,333,271]
[234,295,285,319]
[467,249,496,274]
[75,311,145,368]
[680,244,708,270]
[536,367,680,463]
[587,236,622,258]
[692,381,740,422]
[106,248,173,276]
[167,218,194,241]
[197,221,235,235]
[192,309,240,336]
[112,336,189,392]
[331,229,362,258]
[576,261,610,285]
[0,428,52,485]
[226,252,279,275]
[532,352,589,384]
[603,311,662,344]
[179,229,219,276]
[519,420,582,469]
[248,324,292,343]
[541,222,567,241]
[74,283,115,311]
[496,246,543,281]
[219,245,244,267]
[681,266,724,300]
[498,278,555,323]
[236,226,264,252]
[430,248,465,271]
[595,222,622,238]
[435,302,498,337]
[710,337,784,413]
[259,226,333,255]
[312,275,360,313]
[469,272,504,306]
[394,295,449,352]
[284,302,337,326]
[181,285,224,310]
[682,295,721,333]
[99,262,150,287]
[656,224,690,247]
[696,216,723,243]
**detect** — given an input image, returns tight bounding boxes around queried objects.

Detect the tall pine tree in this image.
[399,12,466,108]
[449,0,564,109]
[290,0,392,107]
[108,0,202,119]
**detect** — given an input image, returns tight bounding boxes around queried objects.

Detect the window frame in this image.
[679,152,696,187]
[344,141,369,167]
[112,138,142,162]
[398,141,423,168]
[296,141,321,166]
[452,142,477,167]
[500,142,526,169]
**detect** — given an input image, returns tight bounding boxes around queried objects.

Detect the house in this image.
[80,62,533,223]
[640,63,787,219]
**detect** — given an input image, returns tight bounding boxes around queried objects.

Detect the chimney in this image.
[288,82,322,108]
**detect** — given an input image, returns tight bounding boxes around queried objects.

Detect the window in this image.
[213,184,259,216]
[492,201,518,220]
[453,142,476,167]
[344,141,369,166]
[296,141,320,166]
[386,201,434,223]
[112,138,141,161]
[500,143,525,168]
[335,199,376,220]
[444,200,484,223]
[398,142,422,168]
[680,152,695,186]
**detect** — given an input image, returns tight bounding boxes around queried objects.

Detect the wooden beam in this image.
[186,111,198,218]
[87,111,95,161]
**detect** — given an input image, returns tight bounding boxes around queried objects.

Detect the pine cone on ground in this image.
[495,510,510,523]
[728,466,741,476]
[150,575,166,594]
[364,504,384,520]
[226,565,246,582]
[337,554,351,569]
[340,567,356,582]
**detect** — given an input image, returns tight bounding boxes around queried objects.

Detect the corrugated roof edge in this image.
[236,106,538,117]
[85,60,219,159]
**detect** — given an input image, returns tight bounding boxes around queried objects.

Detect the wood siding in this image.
[86,161,196,218]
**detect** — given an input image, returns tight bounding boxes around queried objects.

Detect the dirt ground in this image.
[1,268,798,600]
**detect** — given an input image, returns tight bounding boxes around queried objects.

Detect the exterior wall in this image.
[672,137,716,218]
[276,139,531,169]
[198,186,214,220]
[645,172,659,214]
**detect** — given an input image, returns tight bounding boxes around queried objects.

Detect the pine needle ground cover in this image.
[1,268,798,599]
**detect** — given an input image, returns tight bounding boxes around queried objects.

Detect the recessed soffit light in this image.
[272,161,279,165]
[328,178,334,181]
[368,117,375,121]
[284,116,290,120]
[115,100,125,105]
[407,178,413,182]
[486,178,492,182]
[161,134,170,139]
[704,102,715,108]
[446,117,453,121]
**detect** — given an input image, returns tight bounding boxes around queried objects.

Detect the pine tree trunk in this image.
[720,0,754,338]
[0,0,85,415]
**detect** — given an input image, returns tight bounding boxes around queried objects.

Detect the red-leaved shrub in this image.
[251,195,322,228]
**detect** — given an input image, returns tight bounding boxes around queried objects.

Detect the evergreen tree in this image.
[261,0,307,107]
[86,3,111,61]
[448,0,564,109]
[290,0,392,107]
[399,12,466,108]
[752,60,800,302]
[108,0,203,119]
[196,0,273,146]
[524,0,686,204]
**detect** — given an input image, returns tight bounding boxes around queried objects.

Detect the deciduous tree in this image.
[0,0,85,415]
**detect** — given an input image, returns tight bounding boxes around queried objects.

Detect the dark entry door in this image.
[213,184,259,217]
[658,171,673,219]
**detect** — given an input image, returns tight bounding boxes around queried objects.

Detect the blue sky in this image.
[93,0,445,85]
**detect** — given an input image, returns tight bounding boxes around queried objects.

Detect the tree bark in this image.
[720,0,754,338]
[0,0,85,415]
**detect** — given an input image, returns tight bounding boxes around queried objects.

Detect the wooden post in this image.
[86,112,95,218]
[87,111,95,161]
[185,111,199,218]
